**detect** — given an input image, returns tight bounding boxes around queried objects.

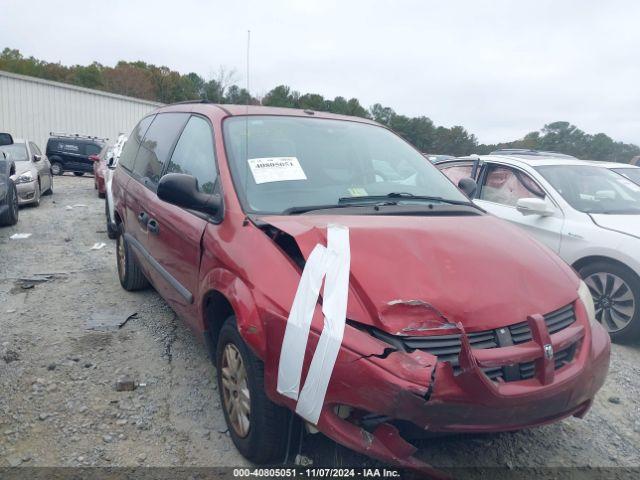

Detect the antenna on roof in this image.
[243,29,251,198]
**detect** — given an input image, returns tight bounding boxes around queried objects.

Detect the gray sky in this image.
[2,0,639,145]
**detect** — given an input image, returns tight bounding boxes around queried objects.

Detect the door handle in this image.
[147,218,160,235]
[137,211,149,227]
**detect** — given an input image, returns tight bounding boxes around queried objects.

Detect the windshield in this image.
[536,165,640,214]
[612,168,640,186]
[0,143,28,163]
[223,116,468,214]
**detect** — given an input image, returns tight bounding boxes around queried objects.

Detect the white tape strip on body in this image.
[276,225,350,425]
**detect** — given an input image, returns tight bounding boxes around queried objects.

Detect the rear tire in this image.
[0,182,19,226]
[51,162,63,176]
[216,317,290,464]
[579,261,640,343]
[116,229,149,291]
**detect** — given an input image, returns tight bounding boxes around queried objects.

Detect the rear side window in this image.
[165,116,217,194]
[119,115,155,171]
[85,144,102,156]
[30,142,42,156]
[132,113,189,186]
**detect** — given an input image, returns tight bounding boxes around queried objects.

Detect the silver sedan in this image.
[0,139,53,206]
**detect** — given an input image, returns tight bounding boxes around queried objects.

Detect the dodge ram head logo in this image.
[544,344,554,360]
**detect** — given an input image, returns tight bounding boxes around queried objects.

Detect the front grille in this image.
[396,304,578,383]
[509,304,576,344]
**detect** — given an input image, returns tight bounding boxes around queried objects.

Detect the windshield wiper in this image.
[283,204,361,215]
[338,192,475,207]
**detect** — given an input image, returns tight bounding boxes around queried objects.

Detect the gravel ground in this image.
[1,175,639,477]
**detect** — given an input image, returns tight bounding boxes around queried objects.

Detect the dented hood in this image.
[261,214,580,335]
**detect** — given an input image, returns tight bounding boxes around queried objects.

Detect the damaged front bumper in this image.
[267,299,610,474]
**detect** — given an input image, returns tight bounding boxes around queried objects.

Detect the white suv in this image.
[438,154,640,342]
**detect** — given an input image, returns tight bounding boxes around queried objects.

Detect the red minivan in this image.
[111,103,610,473]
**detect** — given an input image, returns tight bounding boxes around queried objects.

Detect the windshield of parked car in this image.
[536,165,640,214]
[0,143,28,163]
[223,116,469,214]
[612,168,640,186]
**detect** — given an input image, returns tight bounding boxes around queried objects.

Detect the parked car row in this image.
[105,103,612,473]
[0,130,118,228]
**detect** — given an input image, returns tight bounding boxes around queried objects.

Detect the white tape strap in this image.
[276,225,350,424]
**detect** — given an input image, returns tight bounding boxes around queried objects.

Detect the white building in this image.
[0,70,162,150]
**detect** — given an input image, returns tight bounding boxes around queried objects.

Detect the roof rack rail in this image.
[171,99,213,105]
[49,132,109,142]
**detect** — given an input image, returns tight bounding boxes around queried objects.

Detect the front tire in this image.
[105,200,118,239]
[580,261,640,343]
[43,176,53,195]
[32,181,41,207]
[0,182,19,226]
[116,229,149,291]
[216,318,290,464]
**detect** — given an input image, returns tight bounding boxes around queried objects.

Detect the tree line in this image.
[2,48,638,162]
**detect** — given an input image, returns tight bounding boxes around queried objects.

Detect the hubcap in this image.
[585,272,636,332]
[220,343,251,438]
[51,164,61,175]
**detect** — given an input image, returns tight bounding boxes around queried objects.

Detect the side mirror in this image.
[33,154,42,162]
[458,177,477,198]
[88,154,100,162]
[157,173,221,216]
[516,197,555,216]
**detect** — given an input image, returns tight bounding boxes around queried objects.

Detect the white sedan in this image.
[438,154,640,342]
[104,134,127,239]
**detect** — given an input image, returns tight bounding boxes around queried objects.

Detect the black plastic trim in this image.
[124,232,193,304]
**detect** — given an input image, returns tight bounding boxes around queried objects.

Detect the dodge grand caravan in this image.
[111,103,610,473]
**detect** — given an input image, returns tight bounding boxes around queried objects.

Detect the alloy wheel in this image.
[220,343,251,438]
[585,272,636,332]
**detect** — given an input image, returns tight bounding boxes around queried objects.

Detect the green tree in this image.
[262,85,299,107]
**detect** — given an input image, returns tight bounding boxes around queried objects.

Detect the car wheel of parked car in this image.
[116,230,149,290]
[580,261,640,342]
[32,182,41,207]
[0,182,19,226]
[74,172,84,177]
[216,317,290,464]
[50,162,63,176]
[106,201,118,240]
[43,176,53,195]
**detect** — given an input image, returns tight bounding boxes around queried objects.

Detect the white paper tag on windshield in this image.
[248,157,307,184]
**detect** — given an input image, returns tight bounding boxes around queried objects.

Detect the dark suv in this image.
[46,133,106,176]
